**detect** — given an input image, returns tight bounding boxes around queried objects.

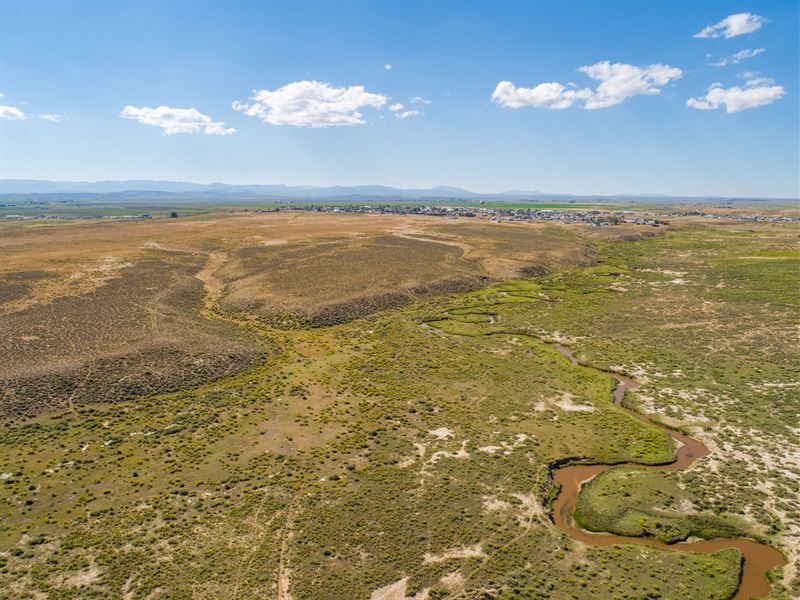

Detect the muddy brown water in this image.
[551,343,787,600]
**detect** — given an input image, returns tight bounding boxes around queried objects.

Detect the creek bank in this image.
[428,308,787,599]
[548,343,786,600]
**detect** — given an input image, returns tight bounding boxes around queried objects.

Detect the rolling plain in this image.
[0,208,797,599]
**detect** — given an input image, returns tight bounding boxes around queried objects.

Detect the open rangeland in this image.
[0,211,600,419]
[0,211,797,600]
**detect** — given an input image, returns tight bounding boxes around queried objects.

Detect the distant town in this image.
[4,213,152,221]
[275,203,798,226]
[3,200,797,225]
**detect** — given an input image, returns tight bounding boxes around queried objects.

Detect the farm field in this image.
[0,211,797,599]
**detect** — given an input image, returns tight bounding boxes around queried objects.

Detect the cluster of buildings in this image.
[4,214,64,221]
[282,202,800,226]
[610,209,798,224]
[4,213,151,221]
[284,204,666,227]
[670,211,797,223]
[481,207,666,226]
[277,204,475,218]
[99,214,151,220]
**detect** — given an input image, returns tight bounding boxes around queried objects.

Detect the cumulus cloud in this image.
[492,81,591,109]
[687,77,785,113]
[384,64,393,70]
[387,102,423,119]
[741,73,775,87]
[492,61,682,110]
[40,113,63,122]
[387,102,424,118]
[120,105,235,135]
[694,13,768,39]
[579,62,682,109]
[0,105,26,120]
[709,47,765,67]
[233,81,388,127]
[410,96,432,105]
[395,109,422,119]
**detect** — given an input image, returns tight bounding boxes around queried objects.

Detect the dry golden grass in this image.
[1,211,601,324]
[217,233,487,326]
[0,210,616,417]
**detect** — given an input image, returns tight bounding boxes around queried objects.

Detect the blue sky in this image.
[1,0,797,197]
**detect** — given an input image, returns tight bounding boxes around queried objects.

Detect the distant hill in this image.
[0,179,791,203]
[0,179,480,198]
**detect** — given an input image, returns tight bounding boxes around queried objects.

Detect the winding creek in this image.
[549,342,787,600]
[431,312,787,599]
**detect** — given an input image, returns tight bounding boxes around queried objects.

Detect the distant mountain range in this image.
[0,179,538,200]
[0,179,790,202]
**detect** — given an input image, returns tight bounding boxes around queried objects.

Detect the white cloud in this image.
[40,113,63,122]
[0,105,26,120]
[736,71,776,87]
[388,102,424,118]
[579,62,683,109]
[687,78,785,113]
[694,13,768,39]
[395,109,422,119]
[233,81,388,128]
[709,47,765,67]
[410,96,432,105]
[384,64,393,70]
[492,61,682,110]
[120,105,235,135]
[203,121,236,135]
[492,81,592,109]
[744,75,775,87]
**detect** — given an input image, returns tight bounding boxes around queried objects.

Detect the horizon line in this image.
[1,178,798,201]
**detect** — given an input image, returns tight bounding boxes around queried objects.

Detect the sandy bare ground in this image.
[369,577,429,600]
[276,498,298,600]
[194,250,228,318]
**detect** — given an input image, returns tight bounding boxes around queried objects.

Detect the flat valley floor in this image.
[0,211,797,599]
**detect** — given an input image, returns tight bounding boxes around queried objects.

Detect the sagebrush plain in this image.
[0,208,797,600]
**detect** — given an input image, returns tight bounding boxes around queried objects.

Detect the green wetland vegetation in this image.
[0,219,797,599]
[573,467,752,544]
